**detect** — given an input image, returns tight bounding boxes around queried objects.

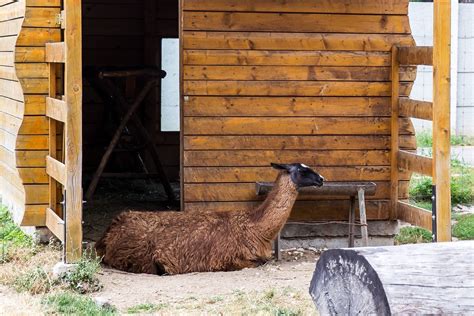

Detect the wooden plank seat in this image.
[256,181,377,260]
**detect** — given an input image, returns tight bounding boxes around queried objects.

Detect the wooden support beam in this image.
[398,150,433,177]
[64,0,83,263]
[46,155,66,186]
[398,201,432,231]
[45,207,64,242]
[433,0,451,242]
[398,46,433,65]
[45,42,65,63]
[390,45,400,220]
[399,97,433,121]
[46,97,67,123]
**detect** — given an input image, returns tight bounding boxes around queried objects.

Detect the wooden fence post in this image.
[390,46,400,220]
[433,0,451,242]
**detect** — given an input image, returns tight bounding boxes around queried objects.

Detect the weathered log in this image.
[309,241,474,315]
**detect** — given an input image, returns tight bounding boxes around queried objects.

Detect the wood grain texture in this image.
[181,0,418,220]
[183,65,416,82]
[433,0,451,241]
[398,150,433,177]
[184,117,415,135]
[64,0,83,262]
[399,97,433,121]
[183,0,409,14]
[183,167,412,184]
[184,96,393,117]
[184,135,417,150]
[310,242,474,314]
[184,81,413,96]
[183,12,411,34]
[183,31,415,51]
[183,50,392,66]
[398,201,432,230]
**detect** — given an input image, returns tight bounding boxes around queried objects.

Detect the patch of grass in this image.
[0,205,33,262]
[451,135,474,146]
[416,131,474,147]
[127,303,166,314]
[59,250,102,294]
[416,130,433,147]
[147,287,315,315]
[409,159,474,206]
[13,266,53,295]
[452,214,474,240]
[43,292,116,316]
[395,226,432,245]
[411,200,432,211]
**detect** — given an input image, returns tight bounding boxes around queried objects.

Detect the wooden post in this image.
[64,0,83,262]
[48,64,58,218]
[348,196,356,247]
[433,0,451,242]
[358,189,369,247]
[390,46,400,220]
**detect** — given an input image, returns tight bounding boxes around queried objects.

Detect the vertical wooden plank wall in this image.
[0,0,27,223]
[181,0,418,221]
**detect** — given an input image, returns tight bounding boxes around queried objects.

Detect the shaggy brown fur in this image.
[96,172,299,275]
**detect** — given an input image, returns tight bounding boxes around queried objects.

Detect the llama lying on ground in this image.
[95,163,324,275]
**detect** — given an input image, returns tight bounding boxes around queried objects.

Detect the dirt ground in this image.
[0,250,319,315]
[95,251,319,314]
[1,179,320,315]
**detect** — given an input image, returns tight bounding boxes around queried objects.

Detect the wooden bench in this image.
[256,182,377,260]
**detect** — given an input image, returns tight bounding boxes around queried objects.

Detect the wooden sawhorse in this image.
[256,182,377,260]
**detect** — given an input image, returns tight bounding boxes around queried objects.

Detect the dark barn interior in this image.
[82,0,179,197]
[81,0,180,239]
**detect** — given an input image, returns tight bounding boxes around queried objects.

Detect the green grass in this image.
[43,292,117,316]
[13,266,53,295]
[452,214,474,240]
[58,250,103,294]
[416,130,474,147]
[409,158,474,206]
[126,303,166,314]
[0,205,33,262]
[395,226,432,245]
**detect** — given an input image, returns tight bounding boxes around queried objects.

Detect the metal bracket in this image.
[56,10,66,29]
[432,185,437,242]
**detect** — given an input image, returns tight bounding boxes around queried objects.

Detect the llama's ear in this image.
[271,163,289,171]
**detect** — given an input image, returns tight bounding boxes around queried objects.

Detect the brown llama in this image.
[95,163,324,275]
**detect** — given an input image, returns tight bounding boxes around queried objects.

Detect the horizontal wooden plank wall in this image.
[181,0,417,221]
[82,0,179,180]
[10,0,62,225]
[0,0,27,223]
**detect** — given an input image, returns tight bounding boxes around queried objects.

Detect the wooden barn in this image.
[0,0,452,262]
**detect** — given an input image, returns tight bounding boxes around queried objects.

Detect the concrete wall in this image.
[408,2,473,136]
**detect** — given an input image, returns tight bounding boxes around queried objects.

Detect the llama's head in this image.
[271,163,324,187]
